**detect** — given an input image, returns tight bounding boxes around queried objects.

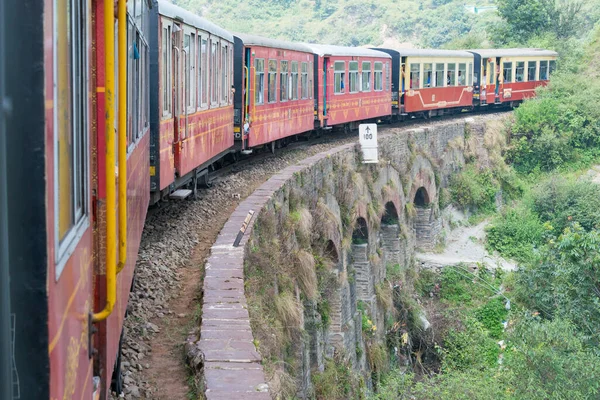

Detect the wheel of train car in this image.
[111,328,125,394]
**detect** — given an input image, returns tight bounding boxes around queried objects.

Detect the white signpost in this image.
[359,124,378,163]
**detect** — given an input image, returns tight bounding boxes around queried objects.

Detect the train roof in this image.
[373,48,474,58]
[233,33,313,53]
[156,0,233,42]
[467,48,559,58]
[302,43,392,58]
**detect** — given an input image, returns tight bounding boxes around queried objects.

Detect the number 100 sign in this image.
[359,124,378,164]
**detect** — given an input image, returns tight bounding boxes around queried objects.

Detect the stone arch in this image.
[325,240,340,265]
[407,155,437,207]
[352,217,369,244]
[407,155,441,250]
[414,186,430,207]
[381,201,400,225]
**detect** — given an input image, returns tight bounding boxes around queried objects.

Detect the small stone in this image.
[129,386,141,398]
[178,313,186,318]
[147,323,160,333]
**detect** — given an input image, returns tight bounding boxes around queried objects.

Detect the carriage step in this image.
[170,189,193,200]
[241,149,253,155]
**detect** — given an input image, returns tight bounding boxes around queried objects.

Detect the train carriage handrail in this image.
[93,0,128,322]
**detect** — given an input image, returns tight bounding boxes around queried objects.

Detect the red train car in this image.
[374,48,475,118]
[305,44,392,129]
[233,34,315,152]
[150,1,234,203]
[3,0,149,398]
[468,49,558,106]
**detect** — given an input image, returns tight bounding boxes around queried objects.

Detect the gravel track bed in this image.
[112,111,510,399]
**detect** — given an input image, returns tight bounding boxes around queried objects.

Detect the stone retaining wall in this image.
[192,116,497,398]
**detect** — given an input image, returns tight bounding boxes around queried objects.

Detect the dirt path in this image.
[417,212,516,271]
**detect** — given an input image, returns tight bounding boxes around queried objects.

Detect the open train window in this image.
[162,24,172,116]
[468,63,473,86]
[349,61,359,93]
[527,61,536,81]
[549,60,556,76]
[434,63,444,87]
[447,63,456,86]
[221,44,227,104]
[515,62,524,82]
[268,59,277,103]
[362,61,371,92]
[409,63,420,89]
[334,61,345,94]
[503,62,512,83]
[255,58,265,105]
[540,61,548,80]
[424,63,432,87]
[291,61,299,100]
[374,62,383,91]
[302,62,309,98]
[280,61,288,102]
[458,63,466,86]
[54,0,89,276]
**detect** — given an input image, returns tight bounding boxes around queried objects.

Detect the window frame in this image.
[280,60,288,102]
[161,20,172,118]
[291,61,299,100]
[502,61,513,83]
[540,60,548,80]
[334,61,345,94]
[458,63,466,86]
[423,63,432,88]
[348,61,359,93]
[53,0,90,278]
[301,61,309,99]
[374,61,383,91]
[361,61,371,92]
[527,61,537,82]
[267,59,277,103]
[254,57,265,105]
[447,63,456,86]
[434,63,445,88]
[515,61,525,82]
[409,63,420,89]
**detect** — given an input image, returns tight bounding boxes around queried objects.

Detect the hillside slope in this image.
[171,0,499,48]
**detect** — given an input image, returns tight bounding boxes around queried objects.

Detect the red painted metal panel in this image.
[404,86,473,113]
[247,46,314,148]
[174,106,234,177]
[481,80,547,104]
[159,119,175,190]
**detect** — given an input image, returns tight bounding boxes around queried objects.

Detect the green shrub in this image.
[486,206,545,262]
[449,165,498,213]
[475,298,508,339]
[441,317,500,372]
[439,267,474,304]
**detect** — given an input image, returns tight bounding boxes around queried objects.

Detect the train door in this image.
[243,46,251,150]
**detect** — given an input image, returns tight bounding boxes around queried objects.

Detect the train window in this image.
[434,63,444,87]
[348,62,358,93]
[527,61,536,81]
[255,58,265,105]
[374,62,383,91]
[212,41,219,104]
[540,61,548,80]
[309,62,313,99]
[334,61,345,94]
[162,26,171,116]
[549,60,556,76]
[423,63,432,87]
[362,62,371,92]
[184,34,191,111]
[190,33,196,109]
[468,63,473,86]
[230,46,234,104]
[409,63,420,89]
[447,63,456,86]
[268,59,277,103]
[515,62,525,82]
[221,45,227,103]
[503,62,512,83]
[302,62,309,98]
[201,38,208,106]
[291,61,299,100]
[458,63,466,86]
[386,61,390,91]
[280,61,288,101]
[54,0,88,272]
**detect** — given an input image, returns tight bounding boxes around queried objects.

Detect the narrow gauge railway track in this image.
[116,109,511,400]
